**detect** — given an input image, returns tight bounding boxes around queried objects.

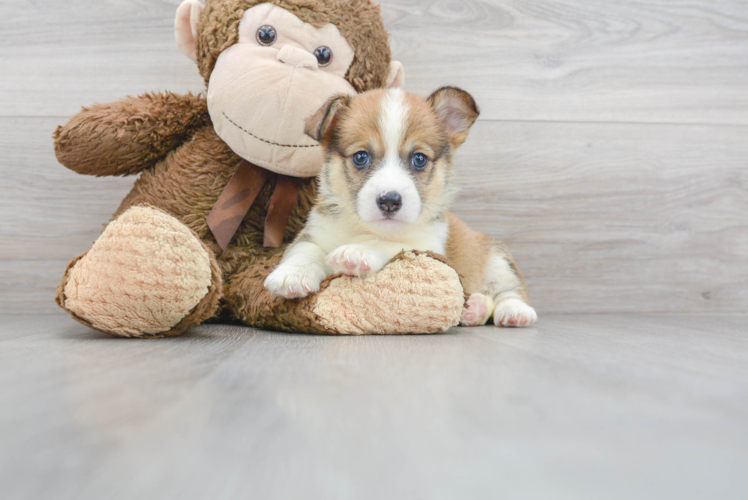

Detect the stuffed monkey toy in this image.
[53,0,467,337]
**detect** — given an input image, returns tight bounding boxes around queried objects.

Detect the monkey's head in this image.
[175,0,404,178]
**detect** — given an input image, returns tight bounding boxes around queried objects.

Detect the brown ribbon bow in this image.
[207,160,300,252]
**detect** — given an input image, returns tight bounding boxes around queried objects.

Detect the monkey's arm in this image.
[53,92,209,176]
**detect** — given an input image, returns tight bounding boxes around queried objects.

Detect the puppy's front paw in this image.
[326,245,386,278]
[493,298,537,327]
[264,263,327,299]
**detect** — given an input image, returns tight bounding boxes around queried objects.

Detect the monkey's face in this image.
[206,4,357,177]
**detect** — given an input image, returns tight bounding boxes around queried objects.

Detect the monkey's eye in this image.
[411,153,429,171]
[314,46,333,67]
[352,151,370,169]
[256,25,277,46]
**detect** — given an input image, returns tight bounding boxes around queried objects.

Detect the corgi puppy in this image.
[264,87,537,328]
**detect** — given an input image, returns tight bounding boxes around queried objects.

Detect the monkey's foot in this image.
[57,206,222,338]
[312,251,466,334]
[460,293,495,327]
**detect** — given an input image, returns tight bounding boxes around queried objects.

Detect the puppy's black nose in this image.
[377,191,402,214]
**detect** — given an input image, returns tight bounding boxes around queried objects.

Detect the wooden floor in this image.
[1,313,747,499]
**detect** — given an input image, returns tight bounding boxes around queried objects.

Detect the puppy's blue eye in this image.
[411,153,428,171]
[352,151,370,169]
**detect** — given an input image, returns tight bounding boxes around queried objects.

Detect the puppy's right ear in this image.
[305,94,351,143]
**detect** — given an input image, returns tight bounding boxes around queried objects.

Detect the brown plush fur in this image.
[53,0,469,336]
[53,92,209,177]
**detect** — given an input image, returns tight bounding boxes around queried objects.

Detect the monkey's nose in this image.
[277,45,318,69]
[377,192,403,214]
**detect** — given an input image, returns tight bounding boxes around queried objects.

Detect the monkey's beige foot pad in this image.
[313,251,466,335]
[56,206,222,338]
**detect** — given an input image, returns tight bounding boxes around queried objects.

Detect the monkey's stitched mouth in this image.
[222,112,319,149]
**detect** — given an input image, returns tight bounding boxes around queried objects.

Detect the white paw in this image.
[326,245,386,278]
[264,262,327,299]
[493,298,537,327]
[460,293,495,327]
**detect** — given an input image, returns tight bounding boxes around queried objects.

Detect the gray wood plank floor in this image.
[1,313,747,499]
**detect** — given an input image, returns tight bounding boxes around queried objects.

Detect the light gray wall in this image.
[1,0,746,314]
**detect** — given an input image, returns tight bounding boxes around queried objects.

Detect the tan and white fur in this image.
[264,87,537,328]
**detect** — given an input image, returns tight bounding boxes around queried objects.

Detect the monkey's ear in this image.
[175,0,204,62]
[428,86,480,147]
[305,95,351,143]
[386,61,405,89]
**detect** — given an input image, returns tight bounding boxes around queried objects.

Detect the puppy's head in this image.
[305,87,479,232]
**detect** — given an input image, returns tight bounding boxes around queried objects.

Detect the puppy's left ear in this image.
[305,94,351,143]
[428,86,480,147]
